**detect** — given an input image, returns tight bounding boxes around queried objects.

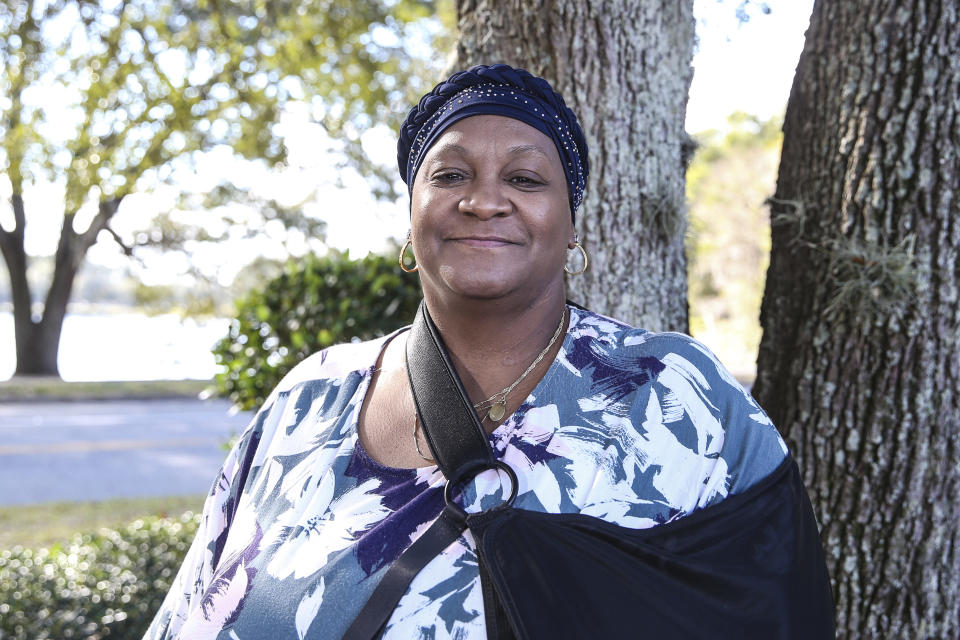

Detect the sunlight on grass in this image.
[0,495,205,549]
[0,378,212,401]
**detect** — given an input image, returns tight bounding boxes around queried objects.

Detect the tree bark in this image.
[754,1,960,636]
[453,0,694,331]
[0,197,122,377]
[0,194,40,372]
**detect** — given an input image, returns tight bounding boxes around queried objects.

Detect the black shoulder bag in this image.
[344,302,835,639]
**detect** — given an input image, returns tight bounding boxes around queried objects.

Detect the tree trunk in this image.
[0,197,121,377]
[0,194,51,375]
[753,1,960,636]
[453,0,694,332]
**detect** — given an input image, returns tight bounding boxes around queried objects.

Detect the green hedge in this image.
[0,512,199,640]
[213,250,423,411]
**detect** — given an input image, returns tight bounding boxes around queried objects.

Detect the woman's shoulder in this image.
[565,306,787,499]
[261,329,405,412]
[228,330,405,483]
[569,306,748,387]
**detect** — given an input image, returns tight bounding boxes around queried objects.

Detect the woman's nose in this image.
[458,175,510,219]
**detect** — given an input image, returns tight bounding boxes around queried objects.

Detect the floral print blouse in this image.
[145,305,787,640]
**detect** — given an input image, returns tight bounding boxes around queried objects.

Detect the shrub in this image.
[0,512,200,640]
[213,250,422,411]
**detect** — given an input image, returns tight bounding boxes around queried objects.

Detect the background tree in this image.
[0,0,449,377]
[686,112,781,378]
[753,1,960,635]
[452,0,696,332]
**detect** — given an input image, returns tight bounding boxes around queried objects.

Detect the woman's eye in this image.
[510,175,544,186]
[433,171,464,184]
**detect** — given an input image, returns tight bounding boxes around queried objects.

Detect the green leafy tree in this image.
[213,250,422,410]
[0,0,452,376]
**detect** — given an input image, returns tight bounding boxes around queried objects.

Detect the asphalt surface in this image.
[0,398,253,506]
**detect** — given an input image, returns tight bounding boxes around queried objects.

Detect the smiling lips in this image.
[449,236,519,248]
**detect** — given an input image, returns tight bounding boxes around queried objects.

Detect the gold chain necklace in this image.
[413,307,568,463]
[472,307,567,423]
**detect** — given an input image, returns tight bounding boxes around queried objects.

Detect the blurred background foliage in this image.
[0,0,455,376]
[212,249,423,410]
[132,256,287,317]
[1,0,455,205]
[0,512,199,640]
[686,111,782,379]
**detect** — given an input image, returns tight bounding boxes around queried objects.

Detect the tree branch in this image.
[100,218,150,270]
[95,198,156,270]
[103,224,135,256]
[79,197,123,248]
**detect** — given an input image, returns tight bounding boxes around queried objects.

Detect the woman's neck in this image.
[421,286,569,405]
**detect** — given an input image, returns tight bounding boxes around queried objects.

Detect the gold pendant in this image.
[487,401,506,423]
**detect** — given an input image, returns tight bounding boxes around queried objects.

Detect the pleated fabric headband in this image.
[397,64,590,219]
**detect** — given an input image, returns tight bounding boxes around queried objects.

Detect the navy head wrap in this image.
[398,64,590,219]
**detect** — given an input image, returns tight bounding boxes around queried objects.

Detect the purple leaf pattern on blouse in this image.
[145,306,788,640]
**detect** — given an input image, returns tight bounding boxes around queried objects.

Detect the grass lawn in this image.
[0,495,205,550]
[0,378,212,402]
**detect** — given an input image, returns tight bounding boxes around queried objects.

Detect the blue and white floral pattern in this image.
[145,306,787,640]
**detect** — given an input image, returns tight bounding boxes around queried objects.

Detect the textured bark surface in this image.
[453,0,694,331]
[754,1,960,636]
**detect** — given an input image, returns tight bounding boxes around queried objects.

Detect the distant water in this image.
[0,312,229,381]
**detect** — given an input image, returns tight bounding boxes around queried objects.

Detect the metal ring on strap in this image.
[443,460,519,521]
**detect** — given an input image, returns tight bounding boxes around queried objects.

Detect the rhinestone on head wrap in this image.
[397,64,590,219]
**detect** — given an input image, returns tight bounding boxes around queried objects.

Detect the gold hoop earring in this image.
[564,242,589,276]
[399,234,418,273]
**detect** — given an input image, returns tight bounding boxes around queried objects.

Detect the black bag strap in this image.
[404,301,497,480]
[344,302,500,640]
[405,299,581,474]
[342,505,468,640]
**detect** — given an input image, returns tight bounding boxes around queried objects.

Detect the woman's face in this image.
[410,114,575,304]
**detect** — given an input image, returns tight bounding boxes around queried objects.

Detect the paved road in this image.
[0,398,253,506]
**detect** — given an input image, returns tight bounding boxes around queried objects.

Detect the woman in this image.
[146,65,830,639]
